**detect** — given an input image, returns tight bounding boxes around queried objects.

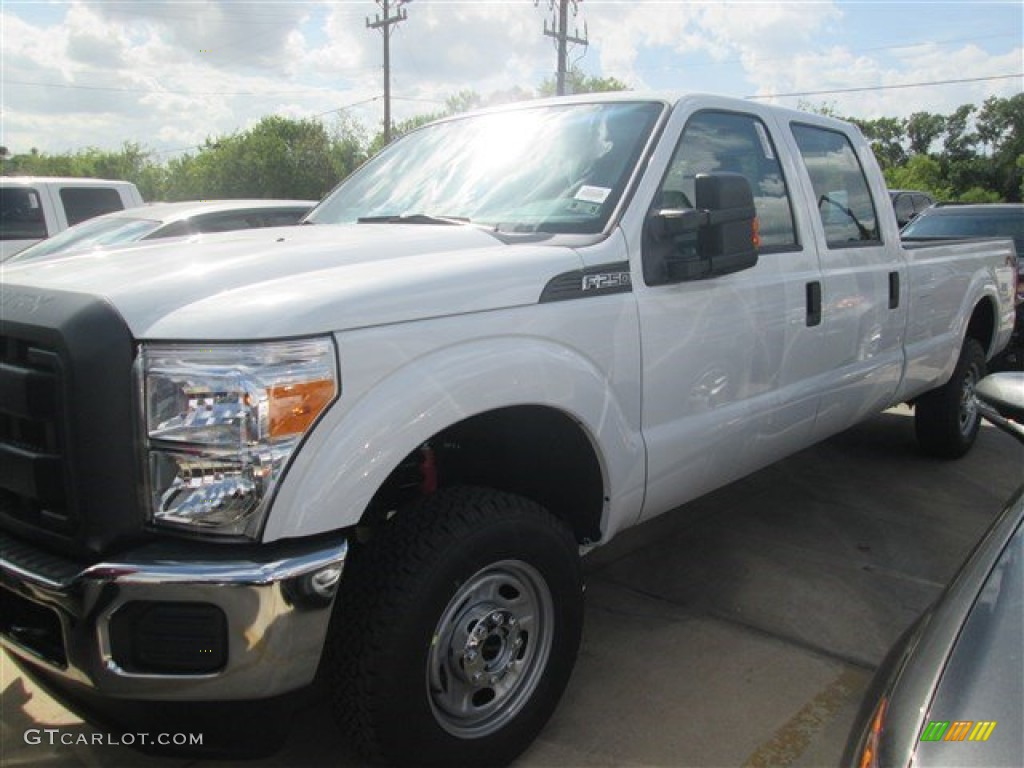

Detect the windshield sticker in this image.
[575,185,612,204]
[754,123,775,160]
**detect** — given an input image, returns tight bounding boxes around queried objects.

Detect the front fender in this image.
[263,318,646,543]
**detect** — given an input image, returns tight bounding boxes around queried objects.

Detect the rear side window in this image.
[1,187,47,240]
[192,211,266,233]
[146,220,191,239]
[792,124,880,246]
[893,194,914,225]
[263,209,309,227]
[60,187,125,226]
[912,194,934,214]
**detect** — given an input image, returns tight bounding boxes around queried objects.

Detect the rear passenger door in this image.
[789,122,907,439]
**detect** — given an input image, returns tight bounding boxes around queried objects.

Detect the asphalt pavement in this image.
[3,405,1022,767]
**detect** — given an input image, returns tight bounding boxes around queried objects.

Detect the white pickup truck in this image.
[0,176,144,260]
[0,94,1017,765]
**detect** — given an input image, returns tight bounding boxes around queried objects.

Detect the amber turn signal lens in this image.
[269,379,337,438]
[858,697,888,768]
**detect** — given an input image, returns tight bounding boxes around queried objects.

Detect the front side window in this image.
[792,123,880,246]
[656,110,798,251]
[309,101,665,236]
[60,187,126,226]
[1,187,46,240]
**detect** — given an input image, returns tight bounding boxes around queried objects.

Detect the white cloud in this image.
[1,1,1019,155]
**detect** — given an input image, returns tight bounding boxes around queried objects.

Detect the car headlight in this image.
[138,337,338,539]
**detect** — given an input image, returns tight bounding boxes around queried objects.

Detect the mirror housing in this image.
[976,372,1024,428]
[644,172,759,284]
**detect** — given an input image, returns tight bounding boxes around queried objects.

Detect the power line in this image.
[1,79,341,97]
[313,96,382,118]
[632,31,1022,77]
[747,73,1022,101]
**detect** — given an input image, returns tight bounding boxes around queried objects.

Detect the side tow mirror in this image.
[644,172,759,284]
[976,372,1024,444]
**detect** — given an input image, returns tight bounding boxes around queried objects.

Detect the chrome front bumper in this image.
[0,532,348,701]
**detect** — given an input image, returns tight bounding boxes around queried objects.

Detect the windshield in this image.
[308,101,664,235]
[902,209,1024,254]
[9,214,162,262]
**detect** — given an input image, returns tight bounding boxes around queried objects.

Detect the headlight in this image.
[138,337,338,538]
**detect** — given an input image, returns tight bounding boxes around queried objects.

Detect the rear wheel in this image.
[915,337,986,458]
[325,487,583,767]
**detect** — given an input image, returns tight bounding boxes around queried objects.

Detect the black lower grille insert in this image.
[110,602,228,674]
[0,586,67,666]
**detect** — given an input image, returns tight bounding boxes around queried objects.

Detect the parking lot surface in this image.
[3,406,1022,767]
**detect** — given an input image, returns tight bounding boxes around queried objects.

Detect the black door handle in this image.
[806,281,822,327]
[889,271,900,309]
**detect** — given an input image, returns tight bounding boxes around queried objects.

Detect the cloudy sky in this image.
[1,1,1021,159]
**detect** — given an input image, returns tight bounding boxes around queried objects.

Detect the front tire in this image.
[915,337,986,458]
[325,487,583,767]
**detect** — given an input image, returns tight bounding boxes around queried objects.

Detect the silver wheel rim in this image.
[426,559,554,739]
[959,363,980,436]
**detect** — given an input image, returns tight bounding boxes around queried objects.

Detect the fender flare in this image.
[263,335,646,542]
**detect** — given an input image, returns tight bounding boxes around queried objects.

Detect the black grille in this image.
[0,335,73,534]
[0,285,142,556]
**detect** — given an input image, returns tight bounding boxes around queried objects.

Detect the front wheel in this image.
[325,487,583,767]
[915,337,986,459]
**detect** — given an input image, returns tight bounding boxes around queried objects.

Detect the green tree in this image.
[3,142,166,199]
[853,116,907,170]
[162,116,365,201]
[884,154,953,201]
[537,69,630,97]
[905,112,945,155]
[955,186,1002,203]
[976,94,1024,202]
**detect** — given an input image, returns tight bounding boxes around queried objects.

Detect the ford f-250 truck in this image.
[0,94,1017,766]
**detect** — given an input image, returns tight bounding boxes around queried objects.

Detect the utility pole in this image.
[539,0,588,96]
[366,0,409,144]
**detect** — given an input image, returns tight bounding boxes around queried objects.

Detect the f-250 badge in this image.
[582,272,631,291]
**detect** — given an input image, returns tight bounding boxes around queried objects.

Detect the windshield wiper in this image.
[357,213,471,226]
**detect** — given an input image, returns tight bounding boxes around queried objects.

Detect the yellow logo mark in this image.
[968,721,997,742]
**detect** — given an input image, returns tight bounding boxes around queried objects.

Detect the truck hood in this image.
[1,224,583,339]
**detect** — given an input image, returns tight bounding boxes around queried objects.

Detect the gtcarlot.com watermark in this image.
[24,728,203,747]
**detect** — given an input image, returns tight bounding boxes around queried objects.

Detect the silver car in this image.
[844,372,1024,768]
[4,199,315,263]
